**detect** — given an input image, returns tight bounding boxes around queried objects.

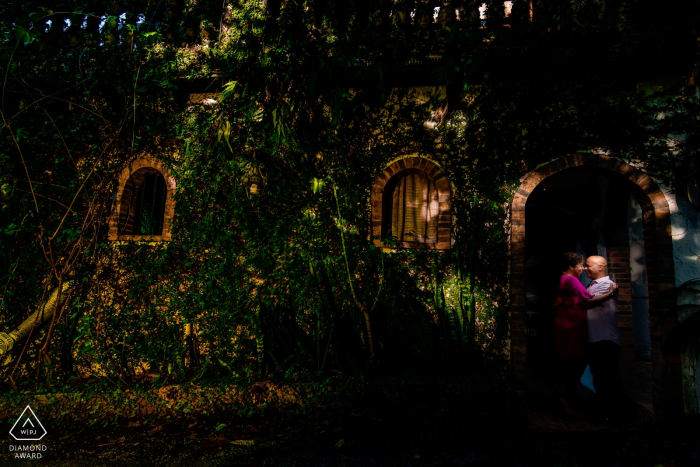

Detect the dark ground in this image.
[1,372,698,467]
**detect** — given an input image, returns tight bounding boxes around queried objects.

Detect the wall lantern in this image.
[244,163,268,197]
[0,174,17,210]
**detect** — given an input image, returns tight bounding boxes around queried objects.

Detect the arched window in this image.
[371,157,451,250]
[109,157,175,241]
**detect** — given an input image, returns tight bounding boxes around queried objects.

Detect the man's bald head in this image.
[585,255,608,280]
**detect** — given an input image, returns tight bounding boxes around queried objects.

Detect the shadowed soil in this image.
[0,373,698,466]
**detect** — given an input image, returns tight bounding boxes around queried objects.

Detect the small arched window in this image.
[372,157,451,250]
[109,157,175,241]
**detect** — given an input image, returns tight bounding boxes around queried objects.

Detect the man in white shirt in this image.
[584,255,623,417]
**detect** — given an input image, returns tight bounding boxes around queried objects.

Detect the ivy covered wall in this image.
[0,1,698,393]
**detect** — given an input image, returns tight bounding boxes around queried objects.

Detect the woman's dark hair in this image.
[561,252,584,271]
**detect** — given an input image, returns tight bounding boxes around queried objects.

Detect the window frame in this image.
[108,156,176,242]
[371,156,452,250]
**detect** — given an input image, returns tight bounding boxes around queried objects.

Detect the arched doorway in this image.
[510,153,682,418]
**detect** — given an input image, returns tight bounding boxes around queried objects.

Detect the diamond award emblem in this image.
[9,406,47,441]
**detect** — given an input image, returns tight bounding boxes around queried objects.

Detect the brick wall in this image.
[607,244,634,358]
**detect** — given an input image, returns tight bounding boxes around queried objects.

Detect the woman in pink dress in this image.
[555,252,618,404]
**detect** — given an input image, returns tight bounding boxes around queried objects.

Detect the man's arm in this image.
[581,281,618,309]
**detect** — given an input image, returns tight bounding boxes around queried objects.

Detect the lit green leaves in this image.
[218,120,233,153]
[272,107,286,137]
[220,81,238,102]
[310,177,325,194]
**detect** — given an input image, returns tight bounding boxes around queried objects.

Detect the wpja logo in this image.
[8,406,47,459]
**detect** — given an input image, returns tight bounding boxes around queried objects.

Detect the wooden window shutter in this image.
[389,171,439,243]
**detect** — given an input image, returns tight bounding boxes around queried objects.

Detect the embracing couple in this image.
[555,252,624,420]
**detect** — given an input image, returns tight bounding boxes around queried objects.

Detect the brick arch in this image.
[371,156,452,250]
[510,153,681,417]
[108,156,176,241]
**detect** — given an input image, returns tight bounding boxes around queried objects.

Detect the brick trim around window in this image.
[371,156,452,250]
[108,156,176,241]
[510,153,681,417]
